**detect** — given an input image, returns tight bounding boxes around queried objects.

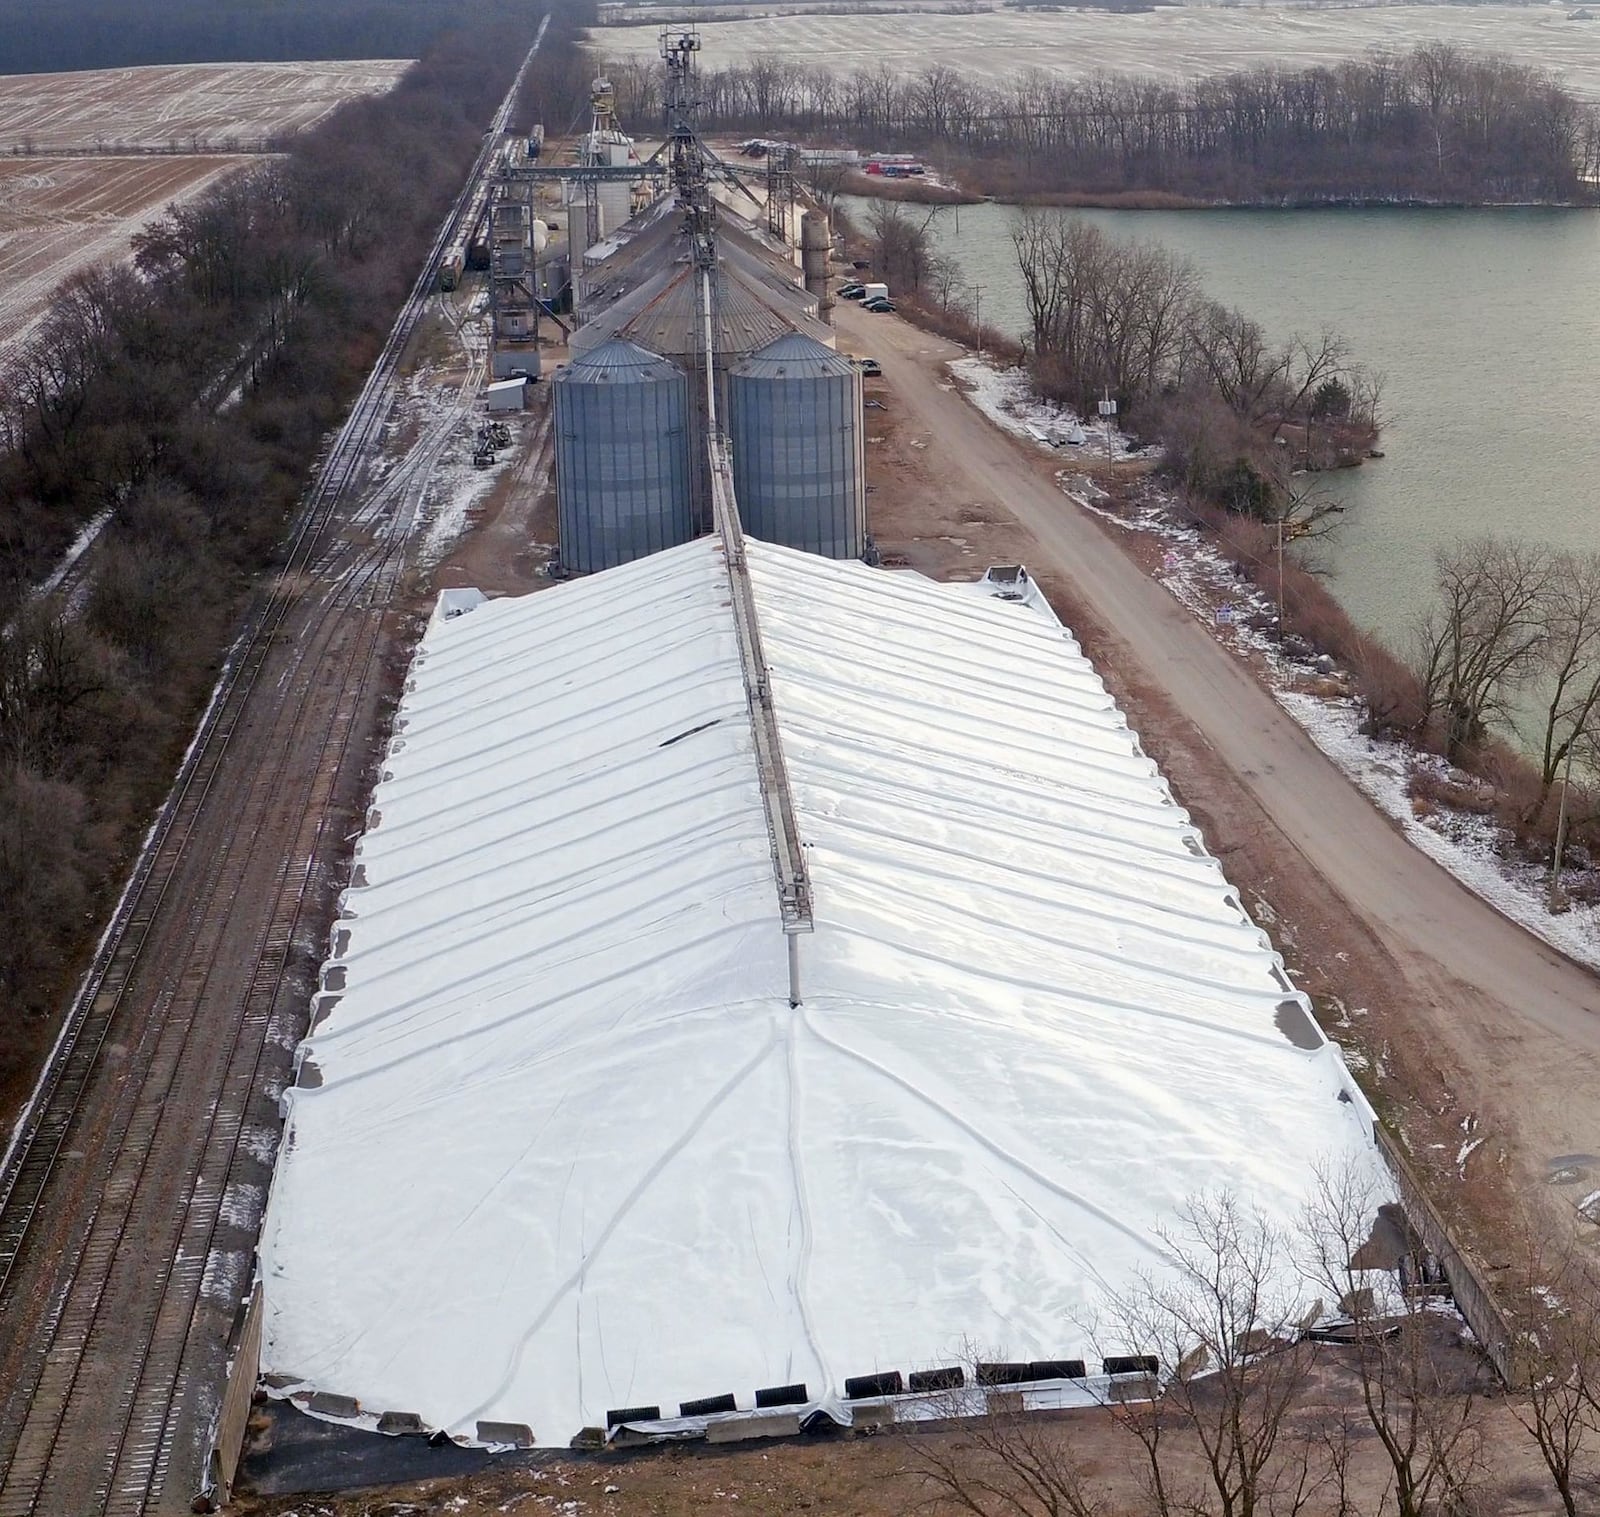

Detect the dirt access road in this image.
[837,298,1600,1224]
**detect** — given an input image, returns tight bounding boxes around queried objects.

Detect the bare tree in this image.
[866,201,945,292]
[902,1380,1109,1517]
[1186,301,1285,428]
[1526,550,1600,825]
[0,763,88,1007]
[927,251,966,312]
[0,600,105,771]
[1012,210,1205,417]
[1304,1164,1492,1517]
[1010,208,1367,537]
[1509,1230,1600,1517]
[1092,1193,1325,1517]
[801,155,851,217]
[1412,536,1555,760]
[1270,479,1346,546]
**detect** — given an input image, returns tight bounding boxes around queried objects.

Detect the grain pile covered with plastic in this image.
[259,539,1383,1444]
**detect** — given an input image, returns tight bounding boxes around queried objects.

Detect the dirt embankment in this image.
[838,168,980,204]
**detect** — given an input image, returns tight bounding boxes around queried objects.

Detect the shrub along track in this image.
[0,23,541,1515]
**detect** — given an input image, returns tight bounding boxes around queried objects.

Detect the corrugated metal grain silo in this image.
[728,334,865,559]
[553,339,694,573]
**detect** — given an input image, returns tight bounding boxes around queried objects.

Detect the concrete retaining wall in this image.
[206,1285,263,1507]
[1374,1127,1524,1387]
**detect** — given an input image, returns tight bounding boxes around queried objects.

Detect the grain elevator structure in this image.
[550,29,864,576]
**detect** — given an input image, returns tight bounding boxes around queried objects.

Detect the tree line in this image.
[600,43,1600,205]
[0,4,570,1094]
[1008,209,1378,528]
[857,204,1376,534]
[0,0,544,73]
[516,0,600,136]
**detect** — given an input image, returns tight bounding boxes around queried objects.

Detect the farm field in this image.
[0,58,411,152]
[590,3,1600,95]
[0,59,413,363]
[0,155,248,360]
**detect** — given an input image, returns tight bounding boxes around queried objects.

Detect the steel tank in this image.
[728,333,865,559]
[801,211,833,325]
[553,339,694,572]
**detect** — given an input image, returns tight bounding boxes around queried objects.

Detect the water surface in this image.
[845,198,1600,665]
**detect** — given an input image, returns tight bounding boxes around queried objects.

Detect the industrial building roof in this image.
[636,264,822,359]
[259,540,1384,1447]
[578,194,682,291]
[572,197,830,360]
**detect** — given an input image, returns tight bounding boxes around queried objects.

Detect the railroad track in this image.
[0,21,548,1515]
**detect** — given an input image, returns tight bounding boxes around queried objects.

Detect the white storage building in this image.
[258,540,1385,1447]
[485,377,528,413]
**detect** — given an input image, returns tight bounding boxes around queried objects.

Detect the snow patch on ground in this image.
[239,1123,279,1166]
[950,356,1600,976]
[418,446,508,569]
[36,507,113,596]
[200,1246,250,1307]
[948,356,1145,458]
[1276,693,1600,970]
[220,1180,266,1229]
[378,294,514,570]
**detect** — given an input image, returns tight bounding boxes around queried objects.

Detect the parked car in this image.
[856,356,883,376]
[864,297,896,313]
[838,281,866,299]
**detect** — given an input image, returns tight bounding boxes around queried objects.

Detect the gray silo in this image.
[553,339,694,572]
[729,333,865,559]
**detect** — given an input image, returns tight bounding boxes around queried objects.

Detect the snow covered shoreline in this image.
[949,355,1600,975]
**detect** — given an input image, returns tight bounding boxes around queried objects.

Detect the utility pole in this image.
[1549,738,1576,912]
[1098,390,1116,466]
[1276,515,1285,636]
[970,281,983,361]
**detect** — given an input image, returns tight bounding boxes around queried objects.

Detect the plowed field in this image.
[0,59,410,151]
[0,155,247,359]
[592,3,1600,97]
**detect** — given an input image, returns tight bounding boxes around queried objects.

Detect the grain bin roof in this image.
[259,540,1386,1449]
[556,337,681,383]
[734,331,858,379]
